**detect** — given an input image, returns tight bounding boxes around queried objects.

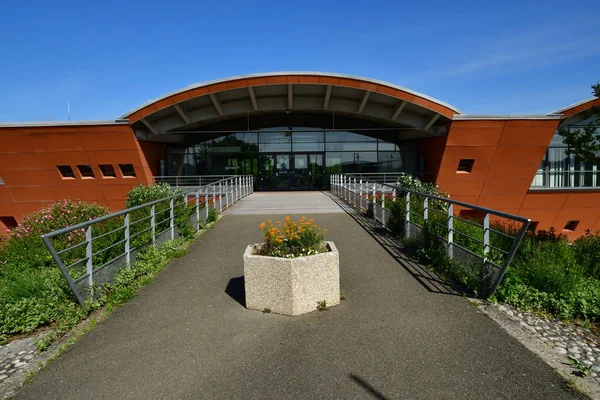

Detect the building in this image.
[1,72,598,237]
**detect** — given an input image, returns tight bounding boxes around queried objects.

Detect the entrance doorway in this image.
[258,153,325,191]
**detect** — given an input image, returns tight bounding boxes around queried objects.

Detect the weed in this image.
[206,206,218,223]
[262,308,271,314]
[36,333,54,353]
[567,356,593,377]
[316,300,328,311]
[340,292,346,301]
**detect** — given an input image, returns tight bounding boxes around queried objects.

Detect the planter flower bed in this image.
[244,217,340,316]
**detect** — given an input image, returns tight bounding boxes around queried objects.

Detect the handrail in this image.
[42,175,255,304]
[330,174,531,297]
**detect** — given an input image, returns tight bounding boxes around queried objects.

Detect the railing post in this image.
[225,179,231,209]
[405,192,410,239]
[151,204,156,249]
[170,198,175,240]
[359,179,363,210]
[196,189,200,232]
[382,189,386,228]
[392,188,396,203]
[447,204,454,259]
[219,182,222,213]
[176,175,180,187]
[86,226,93,297]
[205,186,210,222]
[483,212,490,260]
[124,213,131,267]
[424,197,429,223]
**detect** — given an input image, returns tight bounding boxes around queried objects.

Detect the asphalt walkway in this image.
[15,193,582,399]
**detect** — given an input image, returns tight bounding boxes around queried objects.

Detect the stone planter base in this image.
[243,241,340,316]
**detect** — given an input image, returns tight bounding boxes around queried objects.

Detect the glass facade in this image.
[165,127,417,190]
[531,116,600,188]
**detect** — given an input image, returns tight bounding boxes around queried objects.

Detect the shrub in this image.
[258,216,327,258]
[125,183,197,244]
[0,200,112,334]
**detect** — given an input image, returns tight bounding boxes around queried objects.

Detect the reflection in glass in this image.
[326,131,377,142]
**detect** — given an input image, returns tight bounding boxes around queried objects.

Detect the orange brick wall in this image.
[434,118,600,238]
[0,123,155,231]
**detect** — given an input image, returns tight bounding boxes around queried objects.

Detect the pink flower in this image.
[5,229,10,233]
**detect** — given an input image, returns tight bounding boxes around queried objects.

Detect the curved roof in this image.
[549,96,600,117]
[549,96,600,128]
[123,72,463,142]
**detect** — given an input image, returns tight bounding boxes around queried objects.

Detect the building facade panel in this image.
[0,123,153,229]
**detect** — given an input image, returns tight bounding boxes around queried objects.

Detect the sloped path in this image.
[15,195,582,399]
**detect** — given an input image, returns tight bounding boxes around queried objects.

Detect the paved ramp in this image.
[225,191,346,215]
[14,203,583,399]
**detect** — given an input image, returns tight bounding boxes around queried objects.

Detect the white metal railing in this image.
[42,176,254,304]
[344,172,404,184]
[153,175,237,187]
[330,174,531,296]
[530,169,600,189]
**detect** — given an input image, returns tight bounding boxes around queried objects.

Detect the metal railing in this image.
[42,176,254,304]
[330,174,531,297]
[531,169,600,189]
[345,172,404,184]
[153,175,239,187]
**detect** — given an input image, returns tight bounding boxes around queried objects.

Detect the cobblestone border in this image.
[474,300,600,399]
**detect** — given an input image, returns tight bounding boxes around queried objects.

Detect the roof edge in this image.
[0,119,130,128]
[549,96,599,115]
[119,71,463,119]
[453,114,563,121]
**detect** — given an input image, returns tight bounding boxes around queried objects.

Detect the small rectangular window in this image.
[77,165,95,178]
[0,216,18,229]
[457,159,475,173]
[563,220,579,232]
[57,165,75,179]
[99,164,117,178]
[119,164,136,177]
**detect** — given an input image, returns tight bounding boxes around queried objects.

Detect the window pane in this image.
[326,142,377,151]
[259,143,292,152]
[326,131,376,142]
[260,131,292,143]
[292,131,324,143]
[292,142,324,152]
[378,141,397,151]
[378,152,403,171]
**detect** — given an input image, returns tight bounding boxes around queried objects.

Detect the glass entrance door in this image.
[259,153,324,191]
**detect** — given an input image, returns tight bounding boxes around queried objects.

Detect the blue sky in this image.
[0,0,598,122]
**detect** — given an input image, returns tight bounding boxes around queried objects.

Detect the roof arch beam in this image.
[248,87,259,111]
[209,93,223,115]
[358,91,371,114]
[173,104,190,124]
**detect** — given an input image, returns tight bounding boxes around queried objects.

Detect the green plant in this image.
[257,216,327,258]
[262,308,271,314]
[316,300,328,311]
[567,355,593,377]
[340,292,346,301]
[206,206,218,223]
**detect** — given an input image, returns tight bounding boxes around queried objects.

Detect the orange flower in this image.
[259,222,265,229]
[285,216,290,222]
[267,220,271,224]
[277,221,281,226]
[309,219,314,223]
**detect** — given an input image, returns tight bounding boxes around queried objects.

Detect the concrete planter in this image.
[243,241,340,316]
